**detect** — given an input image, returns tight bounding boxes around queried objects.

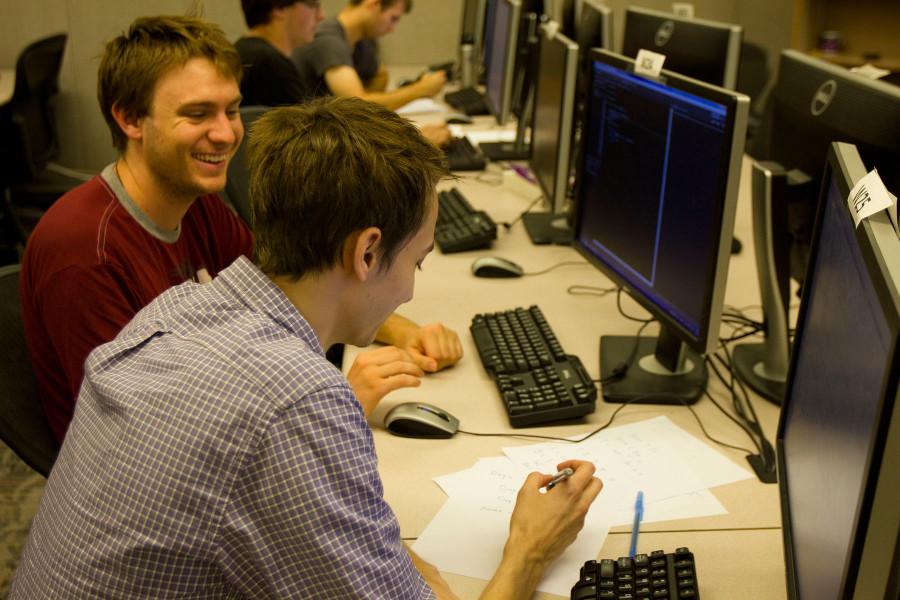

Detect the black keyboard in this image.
[436,187,497,253]
[444,136,486,172]
[470,305,596,427]
[571,548,700,600]
[444,86,490,116]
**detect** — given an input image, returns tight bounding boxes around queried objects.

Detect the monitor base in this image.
[732,343,785,406]
[600,336,706,405]
[522,212,573,245]
[478,141,531,161]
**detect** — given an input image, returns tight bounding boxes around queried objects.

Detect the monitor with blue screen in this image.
[572,49,748,405]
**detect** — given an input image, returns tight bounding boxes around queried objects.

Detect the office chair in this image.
[0,264,59,477]
[0,33,91,247]
[224,105,272,225]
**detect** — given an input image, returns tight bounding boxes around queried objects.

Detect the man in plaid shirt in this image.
[11,97,602,599]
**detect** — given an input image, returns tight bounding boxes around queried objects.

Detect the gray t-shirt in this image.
[292,17,380,100]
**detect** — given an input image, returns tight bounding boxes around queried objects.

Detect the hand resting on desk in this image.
[349,318,463,415]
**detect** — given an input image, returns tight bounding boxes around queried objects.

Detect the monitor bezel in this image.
[529,25,579,214]
[622,5,742,90]
[571,48,749,355]
[577,0,613,52]
[776,142,900,599]
[485,0,522,125]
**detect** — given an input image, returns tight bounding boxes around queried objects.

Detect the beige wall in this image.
[1,0,793,171]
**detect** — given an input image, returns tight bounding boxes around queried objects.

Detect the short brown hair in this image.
[348,0,413,12]
[241,0,304,28]
[248,97,448,278]
[97,16,242,152]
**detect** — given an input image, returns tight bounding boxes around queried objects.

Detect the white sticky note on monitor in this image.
[850,63,891,81]
[848,169,895,228]
[634,49,666,78]
[672,3,695,18]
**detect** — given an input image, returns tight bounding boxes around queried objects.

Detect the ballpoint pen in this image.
[629,490,644,558]
[545,467,574,490]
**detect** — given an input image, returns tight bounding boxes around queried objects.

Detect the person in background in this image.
[292,0,451,145]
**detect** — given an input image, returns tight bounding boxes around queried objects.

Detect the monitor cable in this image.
[498,193,544,231]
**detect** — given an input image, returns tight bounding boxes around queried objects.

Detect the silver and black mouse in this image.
[383,402,460,439]
[471,256,524,278]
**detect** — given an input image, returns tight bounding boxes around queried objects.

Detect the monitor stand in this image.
[479,141,531,161]
[480,73,534,162]
[599,327,706,405]
[732,162,811,405]
[522,212,573,245]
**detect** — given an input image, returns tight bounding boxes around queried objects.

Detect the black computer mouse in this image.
[383,402,460,439]
[471,256,524,278]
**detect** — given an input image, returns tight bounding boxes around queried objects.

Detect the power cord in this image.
[498,194,544,231]
[523,260,589,277]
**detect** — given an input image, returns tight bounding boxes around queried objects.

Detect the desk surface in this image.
[0,69,14,106]
[346,140,787,598]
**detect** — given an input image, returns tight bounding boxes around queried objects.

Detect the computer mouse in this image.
[471,256,524,278]
[383,402,460,439]
[445,113,474,125]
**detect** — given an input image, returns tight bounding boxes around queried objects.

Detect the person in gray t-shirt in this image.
[292,0,450,145]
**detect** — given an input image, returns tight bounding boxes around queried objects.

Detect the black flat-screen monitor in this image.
[572,49,748,404]
[485,0,521,125]
[576,0,612,54]
[523,26,579,244]
[777,142,900,600]
[733,49,900,406]
[754,49,900,283]
[622,6,742,90]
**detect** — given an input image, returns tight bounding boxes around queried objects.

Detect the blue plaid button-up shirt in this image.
[11,256,435,599]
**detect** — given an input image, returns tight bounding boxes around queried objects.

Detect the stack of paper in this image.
[412,416,753,596]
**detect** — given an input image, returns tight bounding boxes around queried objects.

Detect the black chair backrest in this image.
[0,264,59,476]
[9,33,68,182]
[225,105,272,225]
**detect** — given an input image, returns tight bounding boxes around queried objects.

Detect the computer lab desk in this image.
[344,153,788,599]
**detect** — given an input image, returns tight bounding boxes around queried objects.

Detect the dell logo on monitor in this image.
[811,80,837,116]
[655,21,675,46]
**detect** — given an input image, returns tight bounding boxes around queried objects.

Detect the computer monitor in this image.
[544,0,576,36]
[777,142,900,600]
[572,49,748,404]
[523,26,578,245]
[733,49,900,406]
[484,0,521,126]
[575,0,613,54]
[621,6,742,90]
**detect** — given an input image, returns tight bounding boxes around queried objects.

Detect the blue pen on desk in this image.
[629,491,644,558]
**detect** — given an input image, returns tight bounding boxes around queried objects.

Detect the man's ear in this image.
[346,227,383,282]
[110,103,144,144]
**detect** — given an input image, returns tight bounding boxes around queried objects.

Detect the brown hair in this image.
[241,0,305,28]
[97,15,243,152]
[348,0,412,12]
[247,97,448,278]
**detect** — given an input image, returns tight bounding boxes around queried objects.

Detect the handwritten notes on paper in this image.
[413,416,750,596]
